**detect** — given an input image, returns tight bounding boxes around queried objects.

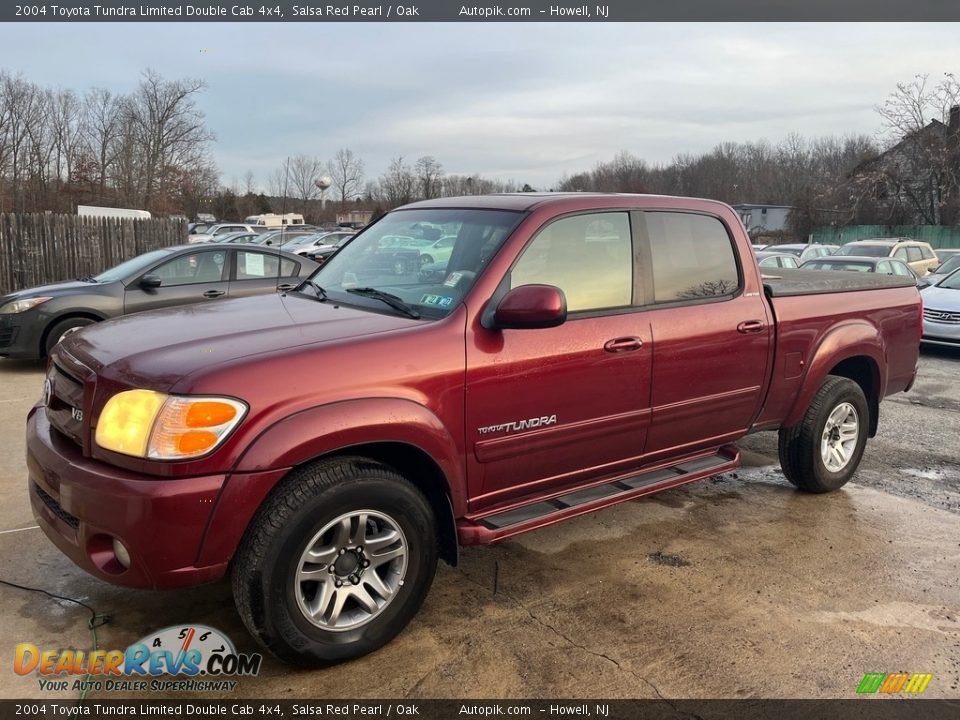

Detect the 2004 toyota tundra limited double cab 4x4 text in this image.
[27,194,921,665]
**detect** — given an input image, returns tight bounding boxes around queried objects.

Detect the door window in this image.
[906,247,923,263]
[236,251,297,279]
[643,212,740,303]
[510,212,633,312]
[151,251,226,286]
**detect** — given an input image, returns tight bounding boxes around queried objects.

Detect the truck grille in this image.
[47,363,86,447]
[33,483,80,530]
[923,308,960,324]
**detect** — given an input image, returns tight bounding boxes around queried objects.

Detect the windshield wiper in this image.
[346,287,420,319]
[305,279,329,302]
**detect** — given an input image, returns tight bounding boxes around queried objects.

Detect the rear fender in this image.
[782,321,885,429]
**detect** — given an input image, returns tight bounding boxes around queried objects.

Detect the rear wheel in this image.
[778,375,869,493]
[44,317,96,356]
[232,457,438,666]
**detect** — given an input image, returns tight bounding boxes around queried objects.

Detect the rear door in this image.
[638,210,773,461]
[229,249,305,297]
[124,248,229,314]
[464,211,653,509]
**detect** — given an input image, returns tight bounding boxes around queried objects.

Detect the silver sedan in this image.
[920,269,960,347]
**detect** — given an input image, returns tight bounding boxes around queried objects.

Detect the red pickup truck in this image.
[27,194,921,665]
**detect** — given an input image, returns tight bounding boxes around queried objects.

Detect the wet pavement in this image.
[0,349,958,700]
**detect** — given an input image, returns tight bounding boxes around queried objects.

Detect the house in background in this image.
[731,204,793,236]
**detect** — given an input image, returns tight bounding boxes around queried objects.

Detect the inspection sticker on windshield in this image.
[420,294,453,308]
[443,272,464,287]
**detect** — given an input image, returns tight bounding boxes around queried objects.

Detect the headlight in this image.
[95,390,247,460]
[0,297,52,314]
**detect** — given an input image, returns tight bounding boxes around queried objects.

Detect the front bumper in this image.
[0,313,43,359]
[27,406,229,588]
[921,315,960,347]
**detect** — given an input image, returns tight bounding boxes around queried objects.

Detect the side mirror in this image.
[492,284,566,330]
[140,275,162,289]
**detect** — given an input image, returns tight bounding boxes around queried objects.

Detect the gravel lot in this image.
[0,348,958,700]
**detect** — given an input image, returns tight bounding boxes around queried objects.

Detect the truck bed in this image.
[762,268,917,297]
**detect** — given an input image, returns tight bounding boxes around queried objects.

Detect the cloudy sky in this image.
[3,22,959,188]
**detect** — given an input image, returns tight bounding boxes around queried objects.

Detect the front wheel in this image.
[778,375,869,493]
[232,457,438,666]
[44,317,96,356]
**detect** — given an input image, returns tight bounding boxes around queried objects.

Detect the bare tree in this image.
[288,154,325,212]
[80,87,122,203]
[414,155,444,199]
[377,156,416,207]
[124,69,214,210]
[327,148,365,206]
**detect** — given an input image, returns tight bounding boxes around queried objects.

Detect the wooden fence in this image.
[0,213,187,296]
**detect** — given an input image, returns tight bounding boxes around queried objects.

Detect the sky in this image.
[3,22,959,189]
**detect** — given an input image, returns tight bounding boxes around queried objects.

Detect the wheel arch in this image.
[202,398,465,570]
[783,320,885,435]
[40,311,106,356]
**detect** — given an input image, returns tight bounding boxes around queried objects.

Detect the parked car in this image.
[209,231,263,245]
[0,245,317,359]
[920,268,960,347]
[768,243,837,263]
[751,243,769,252]
[28,193,921,666]
[755,251,800,269]
[283,231,357,257]
[919,253,960,288]
[188,223,263,244]
[800,256,922,286]
[256,229,330,248]
[934,248,960,264]
[304,235,354,265]
[834,239,940,275]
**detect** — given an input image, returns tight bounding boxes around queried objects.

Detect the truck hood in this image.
[60,291,422,388]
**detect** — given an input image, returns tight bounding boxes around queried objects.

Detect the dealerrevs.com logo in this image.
[15,625,262,693]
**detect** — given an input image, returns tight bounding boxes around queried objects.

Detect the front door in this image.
[124,249,229,314]
[465,211,652,510]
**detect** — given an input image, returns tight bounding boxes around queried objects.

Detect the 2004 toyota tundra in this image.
[26,194,921,664]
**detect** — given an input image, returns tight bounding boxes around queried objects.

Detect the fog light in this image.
[112,538,130,569]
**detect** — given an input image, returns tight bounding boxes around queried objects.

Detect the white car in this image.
[920,269,960,348]
[283,231,356,256]
[188,223,262,244]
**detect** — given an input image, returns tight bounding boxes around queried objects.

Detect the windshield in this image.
[94,249,175,283]
[935,255,960,276]
[938,268,960,290]
[806,261,872,272]
[836,244,890,257]
[310,208,523,318]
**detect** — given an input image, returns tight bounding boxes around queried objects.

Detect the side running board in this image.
[457,446,739,545]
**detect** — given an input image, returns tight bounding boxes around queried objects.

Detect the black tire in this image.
[232,456,438,666]
[420,254,433,266]
[778,375,869,493]
[44,317,96,356]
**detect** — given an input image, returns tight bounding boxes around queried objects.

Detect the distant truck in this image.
[244,213,305,229]
[77,205,151,220]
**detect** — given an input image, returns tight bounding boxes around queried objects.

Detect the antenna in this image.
[276,156,290,292]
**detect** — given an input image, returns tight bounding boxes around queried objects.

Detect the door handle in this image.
[737,320,765,334]
[202,289,226,299]
[277,283,295,292]
[604,337,643,353]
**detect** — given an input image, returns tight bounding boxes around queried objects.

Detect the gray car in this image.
[800,255,922,285]
[0,244,317,360]
[755,251,800,269]
[920,269,960,348]
[919,253,960,288]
